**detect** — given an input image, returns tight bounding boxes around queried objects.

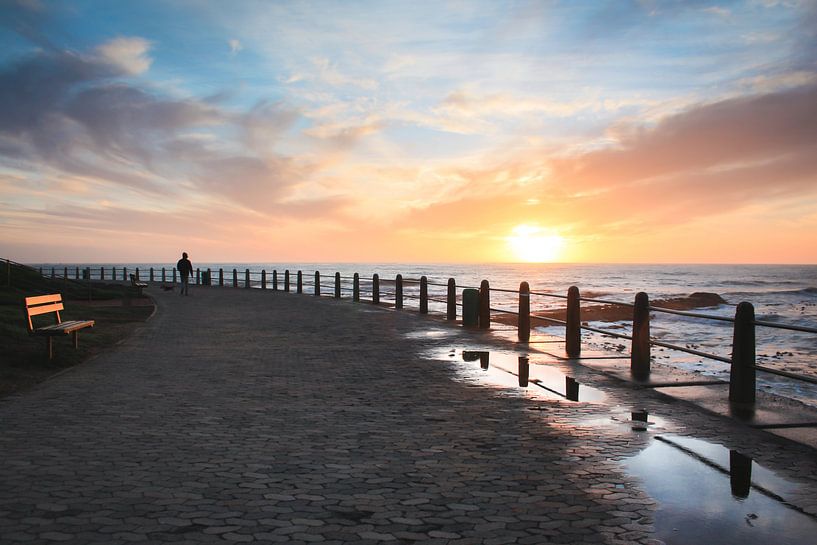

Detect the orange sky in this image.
[1,1,816,264]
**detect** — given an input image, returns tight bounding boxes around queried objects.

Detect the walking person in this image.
[177,252,193,296]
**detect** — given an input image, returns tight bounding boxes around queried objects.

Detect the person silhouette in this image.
[176,252,193,296]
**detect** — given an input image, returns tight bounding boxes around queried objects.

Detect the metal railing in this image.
[33,264,817,408]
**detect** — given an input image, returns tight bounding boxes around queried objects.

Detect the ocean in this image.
[35,262,817,407]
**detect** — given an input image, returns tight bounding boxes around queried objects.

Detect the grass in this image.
[0,260,154,398]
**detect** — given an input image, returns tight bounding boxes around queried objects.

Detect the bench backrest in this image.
[24,294,63,333]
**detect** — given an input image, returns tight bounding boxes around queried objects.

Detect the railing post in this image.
[149,267,154,282]
[479,279,490,329]
[196,268,200,285]
[420,276,428,314]
[218,268,223,287]
[123,267,127,281]
[353,273,360,302]
[631,292,650,379]
[232,268,237,288]
[75,266,79,280]
[136,267,140,282]
[101,267,105,281]
[63,267,68,282]
[372,273,380,304]
[566,286,581,358]
[314,271,320,296]
[245,269,250,288]
[395,274,403,309]
[518,281,530,342]
[729,302,756,405]
[161,267,165,282]
[272,270,278,291]
[261,270,266,289]
[334,272,341,298]
[51,267,55,279]
[447,278,456,320]
[297,270,303,293]
[284,270,290,292]
[206,268,211,286]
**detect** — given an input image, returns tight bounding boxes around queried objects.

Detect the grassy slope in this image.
[0,261,154,397]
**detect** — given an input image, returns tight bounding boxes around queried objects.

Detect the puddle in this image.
[429,348,606,403]
[624,434,817,544]
[577,408,670,432]
[404,329,456,339]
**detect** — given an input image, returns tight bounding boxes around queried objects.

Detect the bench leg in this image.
[73,331,79,349]
[47,337,53,360]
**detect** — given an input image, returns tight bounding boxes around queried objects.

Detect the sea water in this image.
[35,262,817,407]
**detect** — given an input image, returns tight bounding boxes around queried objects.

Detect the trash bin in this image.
[462,288,480,326]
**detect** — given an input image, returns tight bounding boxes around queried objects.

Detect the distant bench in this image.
[24,294,95,360]
[130,274,148,297]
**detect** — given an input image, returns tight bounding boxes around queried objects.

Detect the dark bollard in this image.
[64,267,68,282]
[101,267,105,281]
[162,267,166,283]
[150,267,154,282]
[420,276,428,314]
[479,279,490,329]
[729,450,752,499]
[231,268,236,287]
[172,267,177,282]
[272,270,277,291]
[122,267,127,281]
[462,288,480,326]
[729,302,756,404]
[566,377,580,401]
[518,281,530,342]
[51,267,55,279]
[75,266,79,280]
[334,272,341,298]
[284,270,290,292]
[372,273,380,304]
[196,268,200,285]
[261,270,266,289]
[447,278,456,320]
[395,274,403,309]
[245,269,250,288]
[566,286,581,357]
[297,270,303,293]
[631,292,651,379]
[206,268,211,286]
[353,273,360,302]
[518,356,529,387]
[314,271,320,296]
[135,268,140,282]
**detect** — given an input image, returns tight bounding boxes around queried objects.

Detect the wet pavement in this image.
[1,286,817,544]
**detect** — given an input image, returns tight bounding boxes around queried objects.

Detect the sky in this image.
[1,0,816,264]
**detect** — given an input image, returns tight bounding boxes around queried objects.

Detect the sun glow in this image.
[507,225,565,263]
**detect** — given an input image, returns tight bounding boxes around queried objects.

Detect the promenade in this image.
[1,287,816,544]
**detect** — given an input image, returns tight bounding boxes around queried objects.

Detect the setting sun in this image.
[507,225,565,263]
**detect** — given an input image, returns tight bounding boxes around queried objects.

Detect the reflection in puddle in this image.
[404,329,455,339]
[625,435,817,544]
[441,349,605,403]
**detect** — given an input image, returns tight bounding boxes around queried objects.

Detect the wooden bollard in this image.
[334,272,341,298]
[218,268,223,287]
[101,267,106,281]
[172,267,176,282]
[447,278,456,320]
[149,267,154,282]
[75,266,79,280]
[232,268,237,288]
[136,267,141,281]
[161,267,165,282]
[729,302,756,404]
[245,269,250,288]
[64,267,68,281]
[272,270,277,290]
[395,274,403,309]
[518,282,530,342]
[122,267,127,281]
[51,267,55,279]
[631,292,650,379]
[479,279,490,329]
[206,268,211,286]
[566,286,581,358]
[518,356,529,387]
[372,273,380,304]
[353,273,360,302]
[420,276,428,314]
[314,271,320,296]
[297,270,303,293]
[284,270,290,292]
[261,270,266,289]
[197,268,201,285]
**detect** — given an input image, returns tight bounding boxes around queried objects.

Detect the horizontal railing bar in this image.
[754,365,817,385]
[649,339,731,363]
[752,320,817,334]
[580,296,634,307]
[529,290,569,300]
[648,306,735,322]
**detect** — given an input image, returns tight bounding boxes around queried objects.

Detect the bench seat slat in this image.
[34,320,95,335]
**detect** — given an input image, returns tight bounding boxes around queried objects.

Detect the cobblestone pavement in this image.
[2,287,816,544]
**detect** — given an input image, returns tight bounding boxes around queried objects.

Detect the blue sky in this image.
[1,0,815,263]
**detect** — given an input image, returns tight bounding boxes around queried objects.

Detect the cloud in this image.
[95,37,153,75]
[229,38,243,55]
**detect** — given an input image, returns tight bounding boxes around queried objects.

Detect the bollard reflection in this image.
[565,377,579,401]
[729,450,753,499]
[518,356,529,387]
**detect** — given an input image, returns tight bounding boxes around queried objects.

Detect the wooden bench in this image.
[130,274,148,297]
[24,294,95,360]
